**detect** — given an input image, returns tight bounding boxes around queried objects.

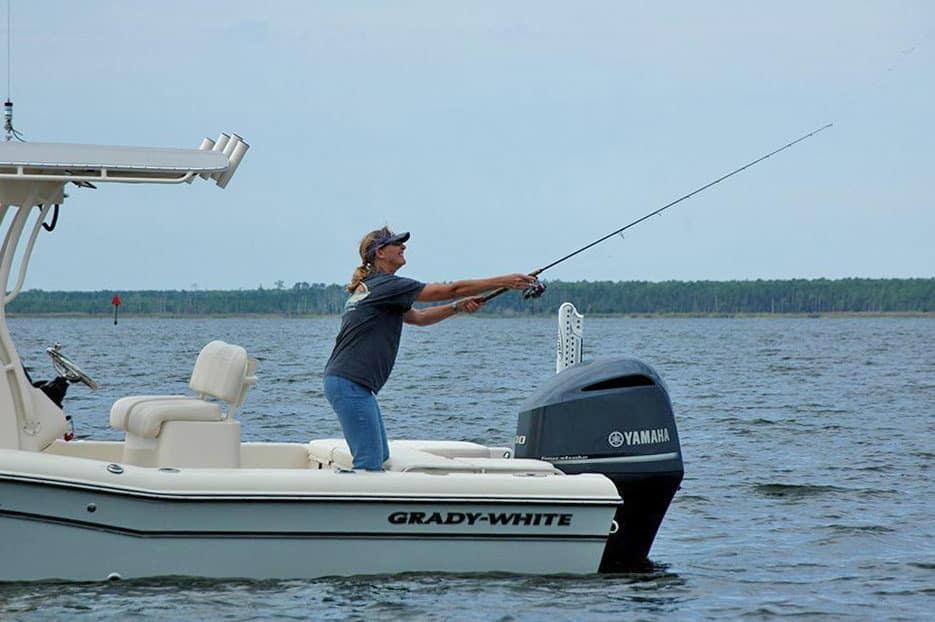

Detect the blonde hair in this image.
[347,227,389,292]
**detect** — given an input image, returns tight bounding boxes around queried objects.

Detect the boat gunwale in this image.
[0,472,622,506]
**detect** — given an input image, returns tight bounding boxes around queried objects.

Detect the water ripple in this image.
[3,316,933,621]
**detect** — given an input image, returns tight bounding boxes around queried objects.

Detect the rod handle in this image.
[480,287,508,303]
[479,269,542,303]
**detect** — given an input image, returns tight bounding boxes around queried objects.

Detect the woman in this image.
[323,226,535,471]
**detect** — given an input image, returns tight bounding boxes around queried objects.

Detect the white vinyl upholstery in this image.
[391,440,513,459]
[111,340,256,437]
[190,340,252,403]
[307,439,559,474]
[119,398,222,439]
[110,395,189,432]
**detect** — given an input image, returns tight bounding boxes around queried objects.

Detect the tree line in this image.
[7,278,934,316]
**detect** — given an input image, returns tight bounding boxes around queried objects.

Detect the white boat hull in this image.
[0,449,619,581]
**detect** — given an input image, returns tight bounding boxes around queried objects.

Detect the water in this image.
[1,316,933,620]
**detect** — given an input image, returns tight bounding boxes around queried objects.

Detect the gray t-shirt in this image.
[324,272,426,393]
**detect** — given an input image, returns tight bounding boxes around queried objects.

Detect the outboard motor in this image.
[515,305,683,572]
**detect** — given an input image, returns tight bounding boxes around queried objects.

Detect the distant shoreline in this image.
[9,278,932,316]
[7,311,935,319]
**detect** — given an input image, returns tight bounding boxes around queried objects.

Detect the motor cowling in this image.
[515,357,684,572]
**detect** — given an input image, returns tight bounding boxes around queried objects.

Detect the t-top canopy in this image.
[0,142,227,178]
[0,133,247,189]
[0,133,247,207]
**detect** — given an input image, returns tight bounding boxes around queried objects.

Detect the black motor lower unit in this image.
[515,357,684,572]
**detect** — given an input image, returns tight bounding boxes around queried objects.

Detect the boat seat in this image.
[110,340,256,467]
[391,440,514,460]
[307,439,560,474]
[110,396,222,438]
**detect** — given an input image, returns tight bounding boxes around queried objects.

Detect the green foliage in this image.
[480,278,935,315]
[8,278,934,316]
[9,284,349,316]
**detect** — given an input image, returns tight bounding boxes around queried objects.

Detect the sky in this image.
[3,0,933,291]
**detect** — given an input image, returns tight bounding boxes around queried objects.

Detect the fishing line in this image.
[819,25,934,127]
[482,122,834,303]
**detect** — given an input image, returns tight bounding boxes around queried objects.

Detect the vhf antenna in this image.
[4,0,17,142]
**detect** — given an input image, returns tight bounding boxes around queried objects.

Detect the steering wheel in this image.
[46,344,98,390]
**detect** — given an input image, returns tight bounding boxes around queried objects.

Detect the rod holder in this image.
[217,139,249,189]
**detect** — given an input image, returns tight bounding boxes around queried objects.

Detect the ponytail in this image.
[347,262,373,293]
[347,228,386,292]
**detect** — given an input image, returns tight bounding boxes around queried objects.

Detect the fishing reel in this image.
[522,278,546,300]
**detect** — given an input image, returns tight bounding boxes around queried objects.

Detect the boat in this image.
[0,135,683,581]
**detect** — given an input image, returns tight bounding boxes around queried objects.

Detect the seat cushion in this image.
[111,395,189,431]
[391,440,513,459]
[307,439,471,472]
[306,439,558,474]
[307,438,352,467]
[190,341,249,402]
[113,397,222,439]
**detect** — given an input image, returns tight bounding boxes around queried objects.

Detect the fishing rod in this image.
[482,122,834,302]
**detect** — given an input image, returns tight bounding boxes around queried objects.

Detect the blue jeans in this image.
[323,375,389,471]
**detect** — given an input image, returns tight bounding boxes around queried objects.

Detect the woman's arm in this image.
[417,273,535,302]
[403,296,484,327]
